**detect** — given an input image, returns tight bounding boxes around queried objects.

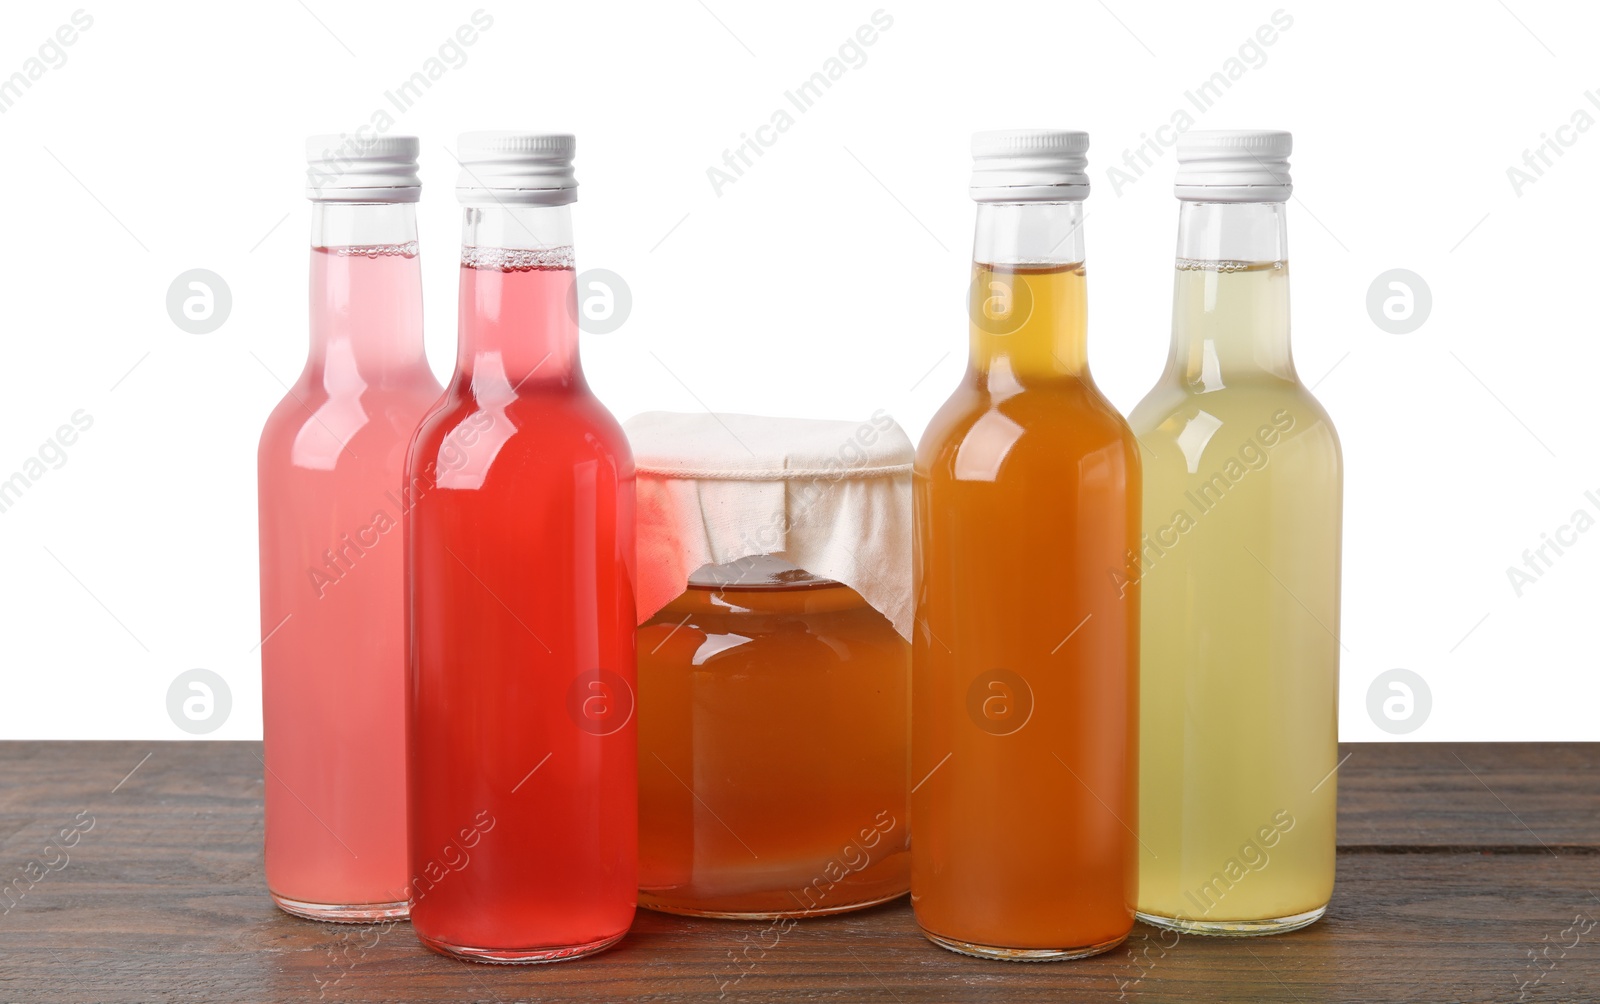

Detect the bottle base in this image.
[639,889,907,920]
[920,928,1128,962]
[271,892,410,924]
[1134,903,1326,937]
[415,930,625,965]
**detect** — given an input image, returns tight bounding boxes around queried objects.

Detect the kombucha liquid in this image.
[1131,260,1341,930]
[912,261,1139,958]
[637,571,910,917]
[406,248,636,961]
[258,241,440,918]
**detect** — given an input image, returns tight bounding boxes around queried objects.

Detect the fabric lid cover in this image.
[626,410,915,640]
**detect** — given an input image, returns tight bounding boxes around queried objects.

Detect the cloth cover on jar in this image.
[624,411,914,640]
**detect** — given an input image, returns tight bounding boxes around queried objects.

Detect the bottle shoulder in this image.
[1132,377,1335,431]
[916,378,1138,481]
[1131,378,1340,477]
[257,372,442,471]
[408,385,634,483]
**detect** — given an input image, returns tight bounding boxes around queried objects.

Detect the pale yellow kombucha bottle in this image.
[1129,131,1342,935]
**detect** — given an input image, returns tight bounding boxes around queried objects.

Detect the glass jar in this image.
[637,555,910,918]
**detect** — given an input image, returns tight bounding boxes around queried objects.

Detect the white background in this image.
[0,0,1592,740]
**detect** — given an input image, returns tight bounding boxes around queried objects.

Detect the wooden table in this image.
[2,742,1595,1002]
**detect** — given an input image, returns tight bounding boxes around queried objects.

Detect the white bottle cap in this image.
[304,135,420,203]
[456,132,578,206]
[1175,130,1291,202]
[970,130,1089,203]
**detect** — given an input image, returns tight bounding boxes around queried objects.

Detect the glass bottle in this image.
[257,136,439,920]
[1130,131,1341,935]
[406,133,637,963]
[911,131,1139,960]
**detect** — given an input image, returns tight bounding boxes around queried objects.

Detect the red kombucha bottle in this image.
[405,133,637,962]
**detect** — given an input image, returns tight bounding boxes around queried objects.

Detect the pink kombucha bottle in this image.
[406,133,637,962]
[256,136,441,920]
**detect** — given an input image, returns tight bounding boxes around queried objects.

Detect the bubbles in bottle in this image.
[460,245,575,272]
[319,241,420,259]
[1175,258,1284,273]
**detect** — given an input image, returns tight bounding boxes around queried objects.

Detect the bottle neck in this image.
[968,201,1088,391]
[1168,201,1294,388]
[457,203,581,395]
[307,202,425,381]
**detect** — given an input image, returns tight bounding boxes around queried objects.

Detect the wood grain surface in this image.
[1,741,1596,1003]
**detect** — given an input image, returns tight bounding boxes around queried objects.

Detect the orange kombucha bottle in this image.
[911,131,1139,960]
